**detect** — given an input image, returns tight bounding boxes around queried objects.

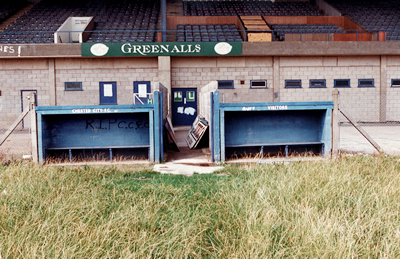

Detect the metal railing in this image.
[0,29,398,43]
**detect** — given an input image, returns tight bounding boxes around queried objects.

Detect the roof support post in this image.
[161,0,167,42]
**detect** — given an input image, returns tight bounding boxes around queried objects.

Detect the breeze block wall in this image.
[279,56,381,122]
[386,56,400,122]
[0,59,51,127]
[171,56,274,104]
[55,57,159,106]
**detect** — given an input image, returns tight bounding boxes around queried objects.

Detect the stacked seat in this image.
[177,24,242,42]
[327,0,400,40]
[269,24,344,41]
[1,0,159,44]
[183,1,322,16]
[0,1,27,24]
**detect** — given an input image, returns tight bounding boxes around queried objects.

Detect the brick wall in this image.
[199,81,218,122]
[0,59,50,127]
[279,56,381,122]
[386,57,400,121]
[55,58,158,106]
[171,56,274,104]
[2,54,400,129]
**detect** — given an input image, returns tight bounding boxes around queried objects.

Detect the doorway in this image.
[171,88,197,126]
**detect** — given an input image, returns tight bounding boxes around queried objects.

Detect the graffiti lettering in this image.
[86,118,95,129]
[118,121,126,128]
[85,117,149,130]
[0,45,15,54]
[108,117,117,130]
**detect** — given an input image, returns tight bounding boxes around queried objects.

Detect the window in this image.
[285,79,302,88]
[65,82,83,91]
[309,79,326,88]
[391,79,400,88]
[334,79,350,88]
[218,80,234,89]
[250,80,267,89]
[358,79,374,87]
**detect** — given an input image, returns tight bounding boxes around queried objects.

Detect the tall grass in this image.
[0,156,400,257]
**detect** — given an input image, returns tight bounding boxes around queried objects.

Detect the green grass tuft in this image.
[1,156,400,257]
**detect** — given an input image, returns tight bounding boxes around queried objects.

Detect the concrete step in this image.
[173,126,191,148]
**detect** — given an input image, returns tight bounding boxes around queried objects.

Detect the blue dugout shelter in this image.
[35,91,163,163]
[210,91,334,162]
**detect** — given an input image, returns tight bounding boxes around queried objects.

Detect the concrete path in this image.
[159,125,219,175]
[153,163,224,176]
[339,125,400,155]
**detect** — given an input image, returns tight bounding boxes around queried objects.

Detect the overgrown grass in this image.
[1,156,400,257]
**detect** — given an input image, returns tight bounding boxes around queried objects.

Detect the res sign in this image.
[82,42,242,57]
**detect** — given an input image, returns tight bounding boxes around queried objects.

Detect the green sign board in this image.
[82,42,242,57]
[147,99,154,104]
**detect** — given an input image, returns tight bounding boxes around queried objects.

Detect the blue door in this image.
[99,82,117,105]
[171,88,197,126]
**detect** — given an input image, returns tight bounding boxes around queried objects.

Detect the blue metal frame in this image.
[0,28,396,44]
[160,92,164,162]
[213,91,220,162]
[154,91,160,163]
[210,92,214,162]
